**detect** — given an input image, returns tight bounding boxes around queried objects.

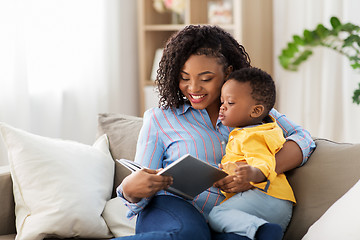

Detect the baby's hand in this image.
[234,162,254,183]
[234,162,266,183]
[221,162,238,175]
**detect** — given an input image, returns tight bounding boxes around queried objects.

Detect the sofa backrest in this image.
[0,165,16,235]
[97,113,143,197]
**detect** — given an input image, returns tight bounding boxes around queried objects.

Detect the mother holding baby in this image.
[115,25,315,240]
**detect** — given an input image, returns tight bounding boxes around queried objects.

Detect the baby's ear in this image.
[251,105,265,118]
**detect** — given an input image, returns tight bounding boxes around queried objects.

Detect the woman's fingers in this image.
[214,174,252,193]
[121,168,173,202]
[213,175,233,188]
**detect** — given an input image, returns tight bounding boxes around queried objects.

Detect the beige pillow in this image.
[97,113,143,197]
[0,123,114,240]
[302,180,360,239]
[284,138,360,240]
[102,197,136,237]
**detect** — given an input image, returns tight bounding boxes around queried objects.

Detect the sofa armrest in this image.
[0,165,16,235]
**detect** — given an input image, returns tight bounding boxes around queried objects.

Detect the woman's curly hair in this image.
[156,25,251,109]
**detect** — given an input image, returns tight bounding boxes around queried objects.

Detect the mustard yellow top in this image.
[221,117,296,203]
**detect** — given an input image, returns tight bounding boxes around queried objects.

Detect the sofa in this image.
[0,113,360,240]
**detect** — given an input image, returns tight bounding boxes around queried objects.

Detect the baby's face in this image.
[219,79,257,128]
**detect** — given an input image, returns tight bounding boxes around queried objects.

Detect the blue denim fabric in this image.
[208,189,292,239]
[113,195,249,240]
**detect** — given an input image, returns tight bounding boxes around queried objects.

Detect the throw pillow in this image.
[0,123,114,240]
[302,180,360,239]
[102,197,136,237]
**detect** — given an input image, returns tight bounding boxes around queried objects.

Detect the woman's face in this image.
[179,54,227,112]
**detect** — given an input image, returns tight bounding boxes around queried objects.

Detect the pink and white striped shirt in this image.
[118,104,315,219]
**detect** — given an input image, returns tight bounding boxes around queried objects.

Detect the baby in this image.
[208,67,296,240]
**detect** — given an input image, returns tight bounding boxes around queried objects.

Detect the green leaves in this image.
[353,83,360,104]
[330,16,341,29]
[278,16,360,104]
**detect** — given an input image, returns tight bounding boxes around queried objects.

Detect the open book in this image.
[117,154,228,200]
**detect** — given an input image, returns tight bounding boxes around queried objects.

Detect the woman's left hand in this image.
[213,174,252,193]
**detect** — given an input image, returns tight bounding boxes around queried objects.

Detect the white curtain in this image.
[0,0,138,165]
[273,0,360,143]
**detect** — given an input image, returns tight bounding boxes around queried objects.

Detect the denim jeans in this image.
[208,189,293,239]
[113,195,249,240]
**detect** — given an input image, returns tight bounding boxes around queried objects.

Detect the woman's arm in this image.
[117,108,170,217]
[275,140,303,174]
[270,108,316,172]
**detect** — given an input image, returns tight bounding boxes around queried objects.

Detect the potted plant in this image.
[278,16,360,104]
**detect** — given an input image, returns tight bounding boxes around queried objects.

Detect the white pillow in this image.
[102,197,136,237]
[0,123,114,240]
[302,180,360,240]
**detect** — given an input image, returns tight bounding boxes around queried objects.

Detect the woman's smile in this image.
[189,94,207,102]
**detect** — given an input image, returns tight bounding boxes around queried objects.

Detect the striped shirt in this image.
[118,103,315,219]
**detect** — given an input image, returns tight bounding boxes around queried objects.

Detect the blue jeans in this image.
[113,195,249,240]
[208,189,293,239]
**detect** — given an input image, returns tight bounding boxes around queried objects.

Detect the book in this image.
[117,154,228,200]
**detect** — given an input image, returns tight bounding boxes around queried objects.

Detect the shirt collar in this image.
[234,115,276,131]
[175,103,192,115]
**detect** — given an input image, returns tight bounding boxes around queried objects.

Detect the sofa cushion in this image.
[0,234,16,240]
[0,123,114,240]
[97,113,143,197]
[102,198,136,237]
[0,166,15,235]
[284,138,360,240]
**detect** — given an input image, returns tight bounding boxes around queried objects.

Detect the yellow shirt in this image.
[221,117,296,203]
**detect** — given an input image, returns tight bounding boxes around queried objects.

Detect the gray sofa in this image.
[0,113,360,240]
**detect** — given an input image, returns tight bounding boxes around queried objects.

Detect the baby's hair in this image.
[156,25,251,109]
[227,68,276,114]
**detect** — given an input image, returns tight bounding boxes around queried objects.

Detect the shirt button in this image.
[221,141,226,145]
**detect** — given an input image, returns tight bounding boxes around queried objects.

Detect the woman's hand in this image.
[121,168,173,203]
[213,163,253,193]
[214,175,253,193]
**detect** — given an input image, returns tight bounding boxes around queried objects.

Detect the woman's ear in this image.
[225,65,233,79]
[250,105,265,118]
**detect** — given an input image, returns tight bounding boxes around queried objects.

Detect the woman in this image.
[116,25,315,240]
